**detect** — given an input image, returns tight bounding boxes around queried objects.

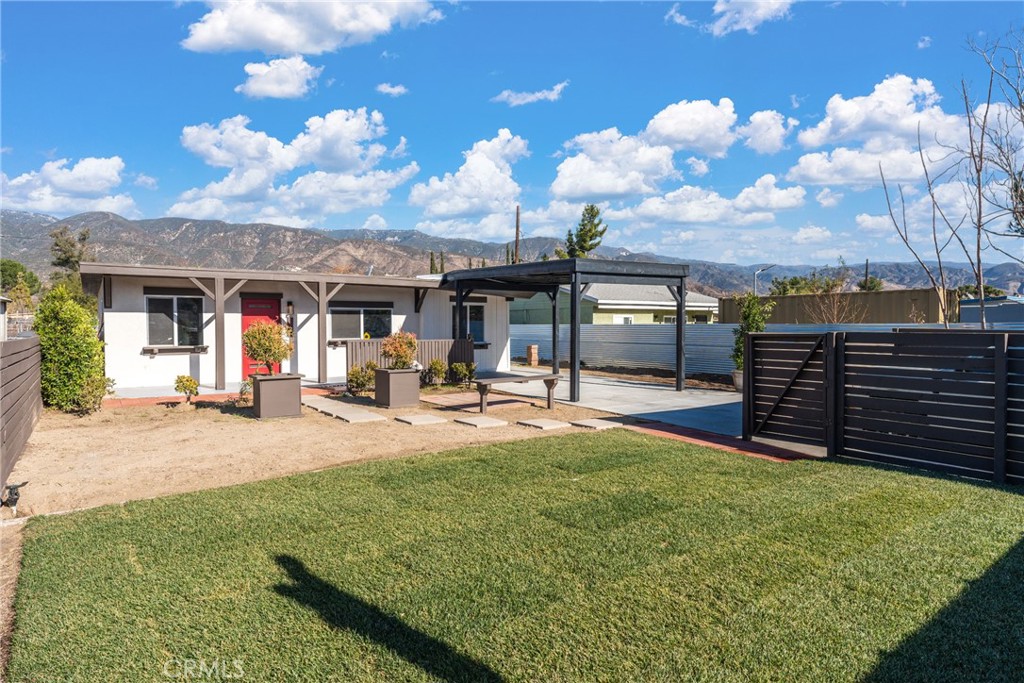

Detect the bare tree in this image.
[802,260,867,325]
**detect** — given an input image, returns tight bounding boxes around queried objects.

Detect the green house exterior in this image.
[509,284,718,325]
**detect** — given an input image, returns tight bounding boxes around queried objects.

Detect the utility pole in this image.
[514,205,521,264]
[864,259,869,289]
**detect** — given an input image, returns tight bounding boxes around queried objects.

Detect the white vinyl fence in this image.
[510,321,1024,376]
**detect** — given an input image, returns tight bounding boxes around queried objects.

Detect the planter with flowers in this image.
[375,330,420,408]
[242,319,302,418]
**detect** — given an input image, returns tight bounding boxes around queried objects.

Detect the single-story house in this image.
[509,284,718,325]
[79,263,512,392]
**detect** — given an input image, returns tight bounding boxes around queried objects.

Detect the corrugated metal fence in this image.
[511,322,1024,376]
[346,338,474,371]
[1,336,42,489]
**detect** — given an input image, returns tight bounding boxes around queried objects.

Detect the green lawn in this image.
[7,430,1024,682]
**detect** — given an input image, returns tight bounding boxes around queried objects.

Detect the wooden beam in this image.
[325,282,345,301]
[298,280,317,301]
[414,288,428,313]
[188,277,216,300]
[214,277,226,391]
[318,280,328,383]
[224,279,248,299]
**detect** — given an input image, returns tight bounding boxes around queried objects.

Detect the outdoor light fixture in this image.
[753,264,776,296]
[286,301,294,318]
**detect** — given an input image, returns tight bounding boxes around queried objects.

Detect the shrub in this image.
[424,358,448,386]
[237,380,252,406]
[75,375,114,415]
[450,362,477,387]
[346,361,377,396]
[380,331,417,369]
[241,320,293,375]
[174,375,200,404]
[731,292,777,371]
[34,284,107,412]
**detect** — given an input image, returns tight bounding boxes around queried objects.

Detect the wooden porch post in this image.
[317,280,328,384]
[214,277,225,390]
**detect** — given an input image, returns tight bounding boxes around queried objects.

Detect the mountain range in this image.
[2,210,1022,297]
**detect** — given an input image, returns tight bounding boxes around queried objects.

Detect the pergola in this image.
[442,258,689,401]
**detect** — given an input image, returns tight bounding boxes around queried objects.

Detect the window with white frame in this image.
[451,303,485,342]
[146,296,203,346]
[330,306,393,339]
[663,315,677,324]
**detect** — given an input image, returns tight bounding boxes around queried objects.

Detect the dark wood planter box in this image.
[251,373,304,419]
[375,368,420,408]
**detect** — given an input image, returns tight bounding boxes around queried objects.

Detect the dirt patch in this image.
[0,520,24,676]
[4,397,620,518]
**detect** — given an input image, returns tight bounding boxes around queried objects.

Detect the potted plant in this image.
[375,330,420,408]
[731,292,776,392]
[242,320,302,418]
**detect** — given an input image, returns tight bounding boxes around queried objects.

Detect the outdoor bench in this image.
[474,373,560,413]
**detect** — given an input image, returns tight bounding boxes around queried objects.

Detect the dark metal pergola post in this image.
[455,284,467,340]
[549,286,560,374]
[570,271,581,402]
[674,280,685,391]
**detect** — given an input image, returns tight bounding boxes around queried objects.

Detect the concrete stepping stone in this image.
[518,418,571,431]
[302,397,385,423]
[454,415,508,429]
[395,414,448,426]
[570,418,621,430]
[336,411,386,424]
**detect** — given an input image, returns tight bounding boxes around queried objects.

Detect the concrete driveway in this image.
[493,372,742,437]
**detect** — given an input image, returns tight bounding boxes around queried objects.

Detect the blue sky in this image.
[2,1,1021,265]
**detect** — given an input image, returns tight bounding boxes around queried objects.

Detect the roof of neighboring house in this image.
[579,283,718,309]
[0,295,10,303]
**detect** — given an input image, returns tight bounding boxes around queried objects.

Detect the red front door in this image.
[242,298,281,377]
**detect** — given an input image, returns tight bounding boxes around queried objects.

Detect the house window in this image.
[663,315,677,324]
[452,303,485,342]
[146,296,203,346]
[330,307,393,339]
[613,314,634,325]
[692,314,709,324]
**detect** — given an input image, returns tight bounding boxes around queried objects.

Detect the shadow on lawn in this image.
[272,555,503,682]
[864,537,1024,682]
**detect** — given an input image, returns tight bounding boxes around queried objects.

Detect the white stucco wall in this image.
[101,276,509,390]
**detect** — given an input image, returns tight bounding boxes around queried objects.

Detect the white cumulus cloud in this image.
[409,128,528,221]
[664,3,695,27]
[708,0,794,37]
[170,109,417,224]
[644,98,738,158]
[551,128,678,200]
[182,1,442,55]
[793,224,831,244]
[1,156,138,216]
[917,36,932,49]
[376,82,409,97]
[491,80,570,107]
[738,110,799,154]
[686,157,710,176]
[362,214,388,230]
[733,173,806,211]
[815,187,842,207]
[234,55,323,99]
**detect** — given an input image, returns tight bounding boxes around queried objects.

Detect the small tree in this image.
[555,204,607,258]
[241,320,293,375]
[439,251,446,273]
[731,293,776,371]
[7,273,35,316]
[857,276,884,292]
[429,251,437,274]
[34,284,107,412]
[380,331,418,369]
[174,375,200,404]
[0,259,40,295]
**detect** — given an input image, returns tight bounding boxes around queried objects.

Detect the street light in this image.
[753,264,776,295]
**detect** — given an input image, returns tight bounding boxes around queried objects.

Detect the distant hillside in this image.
[3,209,1022,296]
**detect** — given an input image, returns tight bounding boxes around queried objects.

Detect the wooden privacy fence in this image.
[1,336,42,489]
[345,338,474,372]
[743,331,1023,485]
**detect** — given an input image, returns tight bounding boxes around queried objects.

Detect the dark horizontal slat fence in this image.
[1,336,42,489]
[346,338,474,372]
[744,330,1023,486]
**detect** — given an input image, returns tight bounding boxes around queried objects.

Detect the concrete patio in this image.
[491,371,742,437]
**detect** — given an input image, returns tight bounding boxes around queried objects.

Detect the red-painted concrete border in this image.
[624,422,815,464]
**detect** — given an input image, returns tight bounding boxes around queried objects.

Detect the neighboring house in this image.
[0,295,8,341]
[509,284,719,325]
[960,296,1024,324]
[79,263,510,391]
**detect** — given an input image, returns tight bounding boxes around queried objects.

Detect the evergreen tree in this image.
[481,258,487,268]
[429,251,437,274]
[555,204,607,258]
[7,272,34,315]
[540,253,550,261]
[50,226,91,273]
[0,259,41,294]
[856,276,884,292]
[439,252,446,273]
[505,243,512,265]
